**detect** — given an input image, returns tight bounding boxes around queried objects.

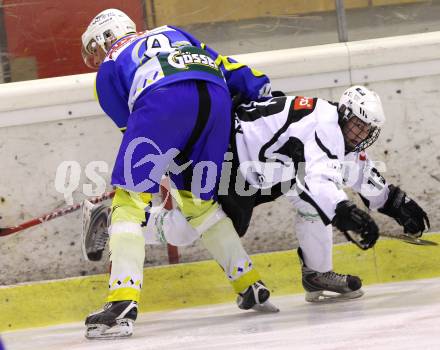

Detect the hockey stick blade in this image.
[380,233,438,246]
[0,190,115,237]
[343,230,438,249]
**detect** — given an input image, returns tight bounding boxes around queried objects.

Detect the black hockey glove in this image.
[378,185,430,237]
[271,90,286,97]
[231,93,245,111]
[332,200,379,250]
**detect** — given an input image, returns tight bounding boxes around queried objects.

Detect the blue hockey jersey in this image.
[95,25,271,130]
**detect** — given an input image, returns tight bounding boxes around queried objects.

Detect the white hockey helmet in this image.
[81,9,136,69]
[338,85,386,152]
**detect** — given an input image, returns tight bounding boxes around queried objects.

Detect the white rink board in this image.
[1,32,440,285]
[3,278,440,350]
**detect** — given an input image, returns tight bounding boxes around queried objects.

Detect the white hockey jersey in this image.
[234,96,389,225]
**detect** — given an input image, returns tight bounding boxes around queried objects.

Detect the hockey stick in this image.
[343,230,438,249]
[0,190,115,237]
[380,232,438,246]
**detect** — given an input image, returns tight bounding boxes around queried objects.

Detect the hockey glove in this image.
[378,185,430,237]
[332,200,379,250]
[271,90,286,97]
[231,93,245,111]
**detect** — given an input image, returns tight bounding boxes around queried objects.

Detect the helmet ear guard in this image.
[337,103,352,125]
[102,29,118,51]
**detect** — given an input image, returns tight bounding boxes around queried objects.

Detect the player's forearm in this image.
[218,56,271,101]
[198,43,271,101]
[170,25,271,101]
[348,154,390,210]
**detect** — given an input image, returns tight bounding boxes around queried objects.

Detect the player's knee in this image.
[109,221,144,238]
[111,187,152,224]
[160,205,227,246]
[159,209,200,246]
[174,189,221,228]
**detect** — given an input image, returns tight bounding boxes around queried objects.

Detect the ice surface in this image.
[3,278,440,350]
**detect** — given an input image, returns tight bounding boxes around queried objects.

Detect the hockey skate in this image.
[237,280,279,312]
[85,300,138,339]
[298,248,364,303]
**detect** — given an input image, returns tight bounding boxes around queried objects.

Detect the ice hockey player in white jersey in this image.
[219,85,430,302]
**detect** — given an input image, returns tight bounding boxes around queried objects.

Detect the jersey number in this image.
[366,166,386,190]
[144,34,173,58]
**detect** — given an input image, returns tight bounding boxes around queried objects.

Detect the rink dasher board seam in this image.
[1,233,439,332]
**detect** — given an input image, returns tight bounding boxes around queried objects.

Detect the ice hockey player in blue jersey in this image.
[81,8,275,339]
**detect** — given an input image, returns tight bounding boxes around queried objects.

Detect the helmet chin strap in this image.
[338,106,355,153]
[344,142,355,154]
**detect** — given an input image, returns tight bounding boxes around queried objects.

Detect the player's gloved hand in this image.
[332,200,379,250]
[231,93,244,111]
[271,90,286,97]
[378,185,430,237]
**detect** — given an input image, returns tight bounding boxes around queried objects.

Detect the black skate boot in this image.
[85,300,138,339]
[237,280,279,312]
[298,248,364,303]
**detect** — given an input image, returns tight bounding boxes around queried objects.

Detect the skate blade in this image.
[251,300,280,313]
[305,289,364,303]
[85,319,134,340]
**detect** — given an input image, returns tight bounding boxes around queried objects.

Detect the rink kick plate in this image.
[1,233,440,332]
